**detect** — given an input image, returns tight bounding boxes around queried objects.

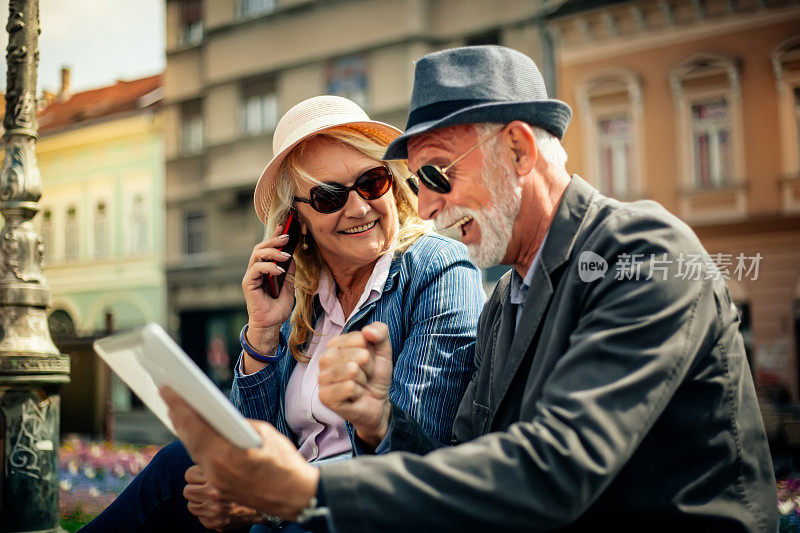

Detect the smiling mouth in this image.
[446,216,473,233]
[341,220,377,234]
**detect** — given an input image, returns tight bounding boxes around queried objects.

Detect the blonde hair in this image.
[264,126,429,363]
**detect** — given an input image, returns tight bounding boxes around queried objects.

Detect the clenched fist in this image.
[318,322,393,448]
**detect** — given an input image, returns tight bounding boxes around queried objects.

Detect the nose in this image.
[416,184,444,221]
[342,190,370,218]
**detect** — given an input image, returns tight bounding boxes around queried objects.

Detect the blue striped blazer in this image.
[230,233,485,449]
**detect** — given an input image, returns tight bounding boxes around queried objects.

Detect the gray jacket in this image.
[319,176,777,532]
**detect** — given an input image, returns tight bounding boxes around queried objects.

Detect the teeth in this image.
[342,221,377,234]
[447,216,472,230]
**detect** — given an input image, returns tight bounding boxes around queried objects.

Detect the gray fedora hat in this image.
[384,45,572,160]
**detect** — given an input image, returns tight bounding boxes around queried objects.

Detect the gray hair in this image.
[475,122,567,172]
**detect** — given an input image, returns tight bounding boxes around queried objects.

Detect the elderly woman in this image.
[84,96,484,532]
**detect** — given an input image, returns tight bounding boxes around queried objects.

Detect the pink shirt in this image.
[284,252,393,461]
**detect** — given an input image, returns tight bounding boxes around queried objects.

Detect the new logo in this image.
[578,251,608,282]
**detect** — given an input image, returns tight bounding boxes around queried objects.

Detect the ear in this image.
[503,121,537,176]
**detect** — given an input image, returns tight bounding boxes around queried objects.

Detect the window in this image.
[237,0,276,18]
[577,70,643,199]
[670,54,744,191]
[772,37,800,212]
[181,0,203,46]
[41,209,52,264]
[181,100,203,154]
[184,211,206,256]
[795,87,800,161]
[131,193,148,254]
[241,78,277,135]
[94,201,108,258]
[691,99,731,188]
[48,309,77,339]
[597,115,632,197]
[326,55,368,109]
[65,206,79,261]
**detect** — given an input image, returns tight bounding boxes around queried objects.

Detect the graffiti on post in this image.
[7,396,57,480]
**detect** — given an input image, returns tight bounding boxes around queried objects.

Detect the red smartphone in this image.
[265,208,301,299]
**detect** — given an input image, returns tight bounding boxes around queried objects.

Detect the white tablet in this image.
[94,323,263,449]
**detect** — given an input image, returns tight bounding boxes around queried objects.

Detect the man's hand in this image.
[161,387,319,521]
[183,465,262,531]
[318,322,394,448]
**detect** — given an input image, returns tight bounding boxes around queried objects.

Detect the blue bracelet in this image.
[239,324,281,363]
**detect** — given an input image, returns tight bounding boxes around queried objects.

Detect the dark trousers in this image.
[81,440,311,533]
[80,441,222,533]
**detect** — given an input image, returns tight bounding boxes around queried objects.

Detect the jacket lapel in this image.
[488,176,596,422]
[489,263,554,417]
[488,275,515,407]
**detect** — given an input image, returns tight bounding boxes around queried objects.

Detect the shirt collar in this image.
[316,251,394,318]
[509,233,547,306]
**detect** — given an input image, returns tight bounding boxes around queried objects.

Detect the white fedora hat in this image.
[253,95,403,224]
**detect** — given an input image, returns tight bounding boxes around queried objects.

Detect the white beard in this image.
[435,149,521,268]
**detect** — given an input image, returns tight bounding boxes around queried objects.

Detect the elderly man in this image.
[163,46,776,531]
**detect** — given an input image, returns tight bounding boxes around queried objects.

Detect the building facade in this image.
[162,0,555,367]
[36,74,167,338]
[547,0,800,405]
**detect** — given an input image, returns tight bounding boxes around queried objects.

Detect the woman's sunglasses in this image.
[408,126,504,195]
[294,165,393,214]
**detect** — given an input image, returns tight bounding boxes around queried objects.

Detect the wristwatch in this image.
[259,512,284,528]
[297,496,323,523]
[259,497,328,530]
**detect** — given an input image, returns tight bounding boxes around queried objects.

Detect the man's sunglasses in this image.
[294,166,393,214]
[407,127,504,195]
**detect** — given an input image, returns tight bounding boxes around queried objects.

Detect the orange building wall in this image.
[553,10,800,401]
[557,19,799,215]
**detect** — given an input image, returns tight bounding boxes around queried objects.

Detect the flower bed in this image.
[59,435,161,529]
[779,477,800,532]
[56,435,799,531]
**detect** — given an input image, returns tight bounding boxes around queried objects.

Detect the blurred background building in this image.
[32,70,167,436]
[162,0,554,369]
[37,70,166,337]
[546,0,800,447]
[17,0,797,446]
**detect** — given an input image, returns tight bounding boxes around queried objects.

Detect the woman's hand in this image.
[242,225,297,355]
[183,465,262,531]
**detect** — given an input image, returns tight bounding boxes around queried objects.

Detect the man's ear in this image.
[504,121,537,175]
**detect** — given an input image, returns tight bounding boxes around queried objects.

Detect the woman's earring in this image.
[299,223,309,250]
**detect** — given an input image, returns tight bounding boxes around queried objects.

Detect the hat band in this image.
[406,99,488,130]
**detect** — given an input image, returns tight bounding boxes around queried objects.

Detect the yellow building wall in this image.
[36,111,167,335]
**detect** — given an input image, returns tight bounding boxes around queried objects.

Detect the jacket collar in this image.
[490,175,596,418]
[539,175,595,278]
[382,249,405,293]
[498,175,595,305]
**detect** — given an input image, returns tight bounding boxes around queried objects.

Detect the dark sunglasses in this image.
[294,165,393,213]
[410,126,504,194]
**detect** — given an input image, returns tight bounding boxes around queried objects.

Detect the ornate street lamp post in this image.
[0,1,70,531]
